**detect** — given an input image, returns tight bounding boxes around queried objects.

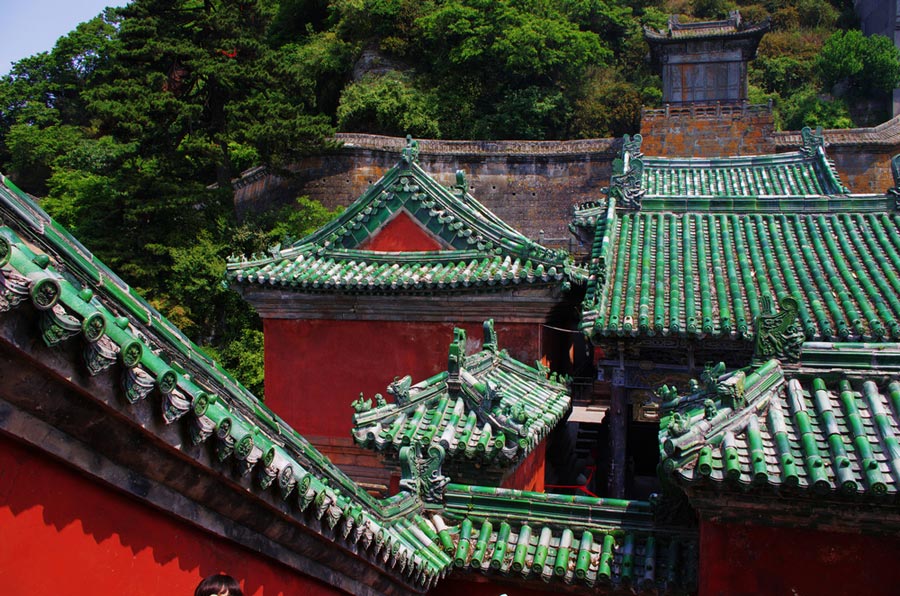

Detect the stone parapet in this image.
[234,137,619,251]
[640,102,776,157]
[335,133,618,155]
[774,116,900,194]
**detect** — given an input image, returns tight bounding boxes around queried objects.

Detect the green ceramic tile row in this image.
[352,322,571,467]
[659,353,900,499]
[0,177,460,589]
[438,484,697,592]
[228,152,585,294]
[583,211,900,342]
[232,251,576,293]
[637,145,859,208]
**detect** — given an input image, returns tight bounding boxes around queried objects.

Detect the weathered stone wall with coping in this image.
[234,134,620,251]
[640,103,776,157]
[234,117,900,247]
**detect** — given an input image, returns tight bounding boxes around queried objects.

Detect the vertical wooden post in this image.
[608,343,628,498]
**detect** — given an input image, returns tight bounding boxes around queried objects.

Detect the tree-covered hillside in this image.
[1,0,898,393]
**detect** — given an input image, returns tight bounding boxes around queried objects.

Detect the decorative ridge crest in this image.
[753,295,804,364]
[604,134,645,211]
[800,126,825,156]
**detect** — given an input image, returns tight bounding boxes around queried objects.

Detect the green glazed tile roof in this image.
[352,321,571,466]
[436,484,697,593]
[572,129,891,216]
[583,211,900,341]
[228,140,585,295]
[659,352,900,500]
[640,151,856,209]
[579,133,900,343]
[0,174,456,589]
[1,171,698,594]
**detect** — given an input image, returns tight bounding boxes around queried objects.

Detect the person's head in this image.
[195,573,243,596]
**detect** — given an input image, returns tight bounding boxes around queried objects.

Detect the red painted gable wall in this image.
[263,318,546,492]
[0,434,344,596]
[263,318,541,439]
[357,210,446,252]
[700,518,900,596]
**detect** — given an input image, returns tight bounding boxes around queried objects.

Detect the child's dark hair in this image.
[195,573,244,596]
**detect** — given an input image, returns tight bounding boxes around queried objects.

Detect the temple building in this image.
[5,121,900,593]
[5,11,900,594]
[226,138,585,493]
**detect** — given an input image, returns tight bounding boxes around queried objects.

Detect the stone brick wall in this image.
[234,134,620,251]
[774,116,900,194]
[234,116,900,243]
[639,103,775,157]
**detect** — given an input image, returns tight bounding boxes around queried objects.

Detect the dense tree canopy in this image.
[0,0,894,392]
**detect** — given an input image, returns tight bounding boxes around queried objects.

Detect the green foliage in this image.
[573,68,644,138]
[337,72,441,138]
[818,30,900,95]
[751,55,814,98]
[750,26,899,127]
[221,328,267,397]
[777,85,853,130]
[693,0,735,19]
[0,0,338,395]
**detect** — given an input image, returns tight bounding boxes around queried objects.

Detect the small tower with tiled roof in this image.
[645,11,770,106]
[641,12,774,157]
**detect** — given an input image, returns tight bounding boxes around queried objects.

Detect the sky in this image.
[0,0,131,76]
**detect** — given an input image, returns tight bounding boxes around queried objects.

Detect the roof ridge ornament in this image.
[401,134,420,165]
[398,442,449,504]
[453,170,468,196]
[604,134,645,210]
[447,327,466,394]
[388,375,413,406]
[482,318,498,352]
[753,295,804,364]
[622,133,643,158]
[800,126,825,156]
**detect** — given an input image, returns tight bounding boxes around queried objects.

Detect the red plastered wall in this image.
[0,434,345,596]
[263,319,541,438]
[700,518,900,596]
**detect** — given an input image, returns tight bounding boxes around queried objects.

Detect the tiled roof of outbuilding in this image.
[227,139,585,295]
[577,131,900,343]
[658,348,900,501]
[352,321,571,466]
[438,484,697,593]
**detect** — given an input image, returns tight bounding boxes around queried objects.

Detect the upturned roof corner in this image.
[658,344,900,522]
[351,320,572,470]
